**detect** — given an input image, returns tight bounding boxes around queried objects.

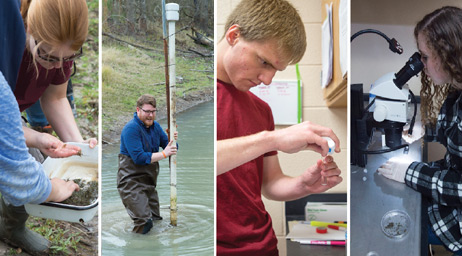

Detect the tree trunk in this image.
[194,0,209,34]
[112,0,121,26]
[125,0,136,35]
[139,0,147,35]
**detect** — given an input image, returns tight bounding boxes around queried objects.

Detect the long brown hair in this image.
[415,6,462,127]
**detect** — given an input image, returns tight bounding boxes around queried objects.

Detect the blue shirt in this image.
[0,0,25,91]
[120,113,170,165]
[0,71,51,206]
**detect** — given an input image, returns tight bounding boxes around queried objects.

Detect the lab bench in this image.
[350,132,428,256]
[284,194,347,256]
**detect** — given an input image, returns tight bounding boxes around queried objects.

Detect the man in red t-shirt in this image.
[216,0,343,255]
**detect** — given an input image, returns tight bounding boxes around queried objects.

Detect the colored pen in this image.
[310,221,347,228]
[300,240,346,246]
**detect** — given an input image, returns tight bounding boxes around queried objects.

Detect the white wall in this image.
[351,0,462,94]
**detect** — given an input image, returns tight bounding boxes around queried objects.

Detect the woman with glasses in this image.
[14,0,97,159]
[0,0,83,255]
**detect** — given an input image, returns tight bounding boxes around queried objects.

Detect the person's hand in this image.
[165,129,179,141]
[173,131,178,141]
[46,178,80,202]
[83,138,98,149]
[273,121,340,157]
[37,133,81,158]
[163,140,177,157]
[402,124,424,144]
[300,155,342,193]
[377,157,414,183]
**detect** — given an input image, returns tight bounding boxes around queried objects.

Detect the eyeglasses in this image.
[35,40,83,63]
[140,108,157,115]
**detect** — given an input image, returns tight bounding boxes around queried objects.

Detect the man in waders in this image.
[118,94,178,234]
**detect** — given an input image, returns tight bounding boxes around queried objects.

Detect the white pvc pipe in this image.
[166,3,179,226]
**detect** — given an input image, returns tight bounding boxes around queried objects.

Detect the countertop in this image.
[350,130,426,255]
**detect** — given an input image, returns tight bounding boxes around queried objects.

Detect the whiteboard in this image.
[249,80,302,125]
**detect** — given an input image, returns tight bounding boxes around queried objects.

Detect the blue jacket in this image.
[120,113,170,165]
[0,0,25,91]
[0,72,51,206]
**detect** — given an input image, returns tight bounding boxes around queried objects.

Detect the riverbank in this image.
[102,87,213,145]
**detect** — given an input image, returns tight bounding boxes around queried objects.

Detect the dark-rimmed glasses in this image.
[35,40,83,63]
[140,108,157,115]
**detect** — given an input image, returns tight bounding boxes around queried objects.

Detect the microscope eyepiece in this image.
[393,52,424,89]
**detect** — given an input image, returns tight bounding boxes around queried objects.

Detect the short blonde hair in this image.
[224,0,306,65]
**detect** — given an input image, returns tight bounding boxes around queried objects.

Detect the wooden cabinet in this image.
[322,0,347,107]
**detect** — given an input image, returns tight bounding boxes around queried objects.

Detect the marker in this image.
[310,221,347,228]
[299,240,346,246]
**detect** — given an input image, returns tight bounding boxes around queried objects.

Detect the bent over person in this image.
[118,94,178,234]
[217,0,343,255]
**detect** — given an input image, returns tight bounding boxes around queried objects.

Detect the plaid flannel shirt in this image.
[405,91,462,253]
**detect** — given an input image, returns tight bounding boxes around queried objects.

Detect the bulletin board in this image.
[249,79,302,125]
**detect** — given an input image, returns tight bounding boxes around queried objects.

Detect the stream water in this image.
[101,101,214,255]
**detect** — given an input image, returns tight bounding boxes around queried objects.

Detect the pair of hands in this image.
[377,157,414,183]
[275,121,342,192]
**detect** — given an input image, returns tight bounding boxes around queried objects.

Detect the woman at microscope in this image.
[378,6,462,255]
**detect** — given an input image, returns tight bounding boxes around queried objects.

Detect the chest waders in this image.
[117,154,161,234]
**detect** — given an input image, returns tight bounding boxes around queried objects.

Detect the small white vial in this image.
[322,137,336,155]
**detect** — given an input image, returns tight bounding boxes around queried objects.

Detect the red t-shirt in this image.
[217,80,279,256]
[14,49,73,112]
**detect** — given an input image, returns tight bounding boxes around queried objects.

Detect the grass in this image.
[102,35,213,133]
[27,218,81,255]
[72,0,99,138]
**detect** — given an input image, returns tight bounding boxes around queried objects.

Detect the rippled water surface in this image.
[102,102,214,255]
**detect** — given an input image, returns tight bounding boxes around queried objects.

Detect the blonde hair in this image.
[224,0,306,65]
[21,0,88,60]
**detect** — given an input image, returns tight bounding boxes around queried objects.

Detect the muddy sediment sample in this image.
[61,179,98,206]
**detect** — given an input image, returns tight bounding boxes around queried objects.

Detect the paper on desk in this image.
[339,0,348,77]
[321,3,333,88]
[286,222,344,241]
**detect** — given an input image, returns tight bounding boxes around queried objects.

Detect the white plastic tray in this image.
[25,142,98,223]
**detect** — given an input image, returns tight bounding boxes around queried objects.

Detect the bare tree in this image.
[193,0,210,35]
[125,0,136,35]
[139,0,147,34]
